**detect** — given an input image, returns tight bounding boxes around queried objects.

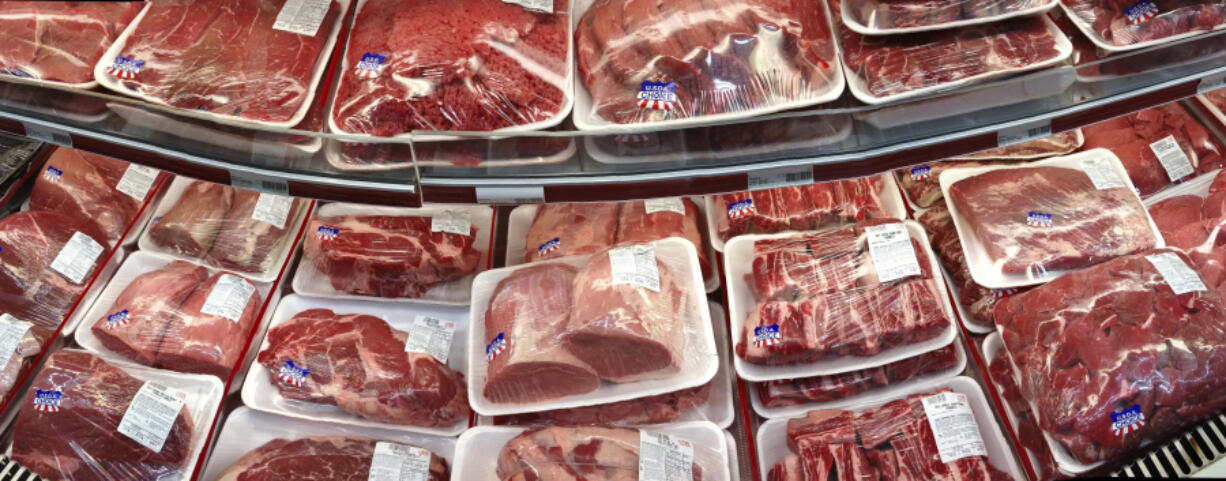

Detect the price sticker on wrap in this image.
[368,442,433,481]
[1146,252,1206,295]
[0,313,32,362]
[644,197,686,215]
[117,382,188,452]
[252,193,293,229]
[404,316,455,364]
[921,392,988,463]
[273,0,332,36]
[430,211,471,236]
[115,164,159,201]
[200,274,257,322]
[639,431,694,481]
[50,231,104,284]
[1080,157,1126,190]
[1149,135,1195,182]
[609,245,660,292]
[865,223,922,283]
[747,166,814,191]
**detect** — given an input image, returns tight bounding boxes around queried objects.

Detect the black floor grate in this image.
[1114,414,1226,477]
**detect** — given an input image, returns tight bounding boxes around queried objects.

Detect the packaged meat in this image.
[942,149,1162,287]
[470,237,716,415]
[454,422,732,480]
[0,313,46,404]
[1060,0,1226,49]
[994,248,1226,469]
[524,203,619,262]
[756,377,1022,481]
[0,2,141,86]
[0,210,111,328]
[29,148,165,245]
[201,407,456,481]
[953,130,1084,161]
[707,175,904,249]
[95,0,347,126]
[295,203,491,303]
[144,178,309,282]
[1082,104,1224,197]
[727,220,956,382]
[574,0,843,128]
[841,0,1055,33]
[983,333,1067,481]
[1143,170,1226,316]
[10,349,223,481]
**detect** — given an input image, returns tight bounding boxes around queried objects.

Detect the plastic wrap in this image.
[0,210,110,329]
[710,176,897,245]
[575,0,840,126]
[215,436,449,481]
[30,148,165,245]
[10,349,222,481]
[994,248,1226,467]
[1082,103,1224,197]
[984,334,1066,481]
[331,0,570,136]
[0,314,45,403]
[942,150,1161,285]
[756,344,959,409]
[842,0,1052,30]
[146,179,308,279]
[952,130,1084,161]
[1144,170,1226,307]
[0,2,141,86]
[1061,0,1226,48]
[95,0,345,126]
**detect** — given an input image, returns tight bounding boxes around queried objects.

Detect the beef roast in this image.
[496,426,704,480]
[1082,104,1224,197]
[91,260,209,367]
[156,271,261,378]
[205,189,305,274]
[29,148,153,244]
[215,436,449,481]
[0,210,110,328]
[149,180,235,258]
[0,2,140,84]
[524,203,619,262]
[616,198,711,276]
[494,383,711,426]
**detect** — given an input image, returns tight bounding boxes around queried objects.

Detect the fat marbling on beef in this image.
[0,210,110,328]
[757,344,958,407]
[524,203,619,262]
[916,206,1031,326]
[1082,104,1224,197]
[712,177,891,242]
[30,148,161,244]
[1146,170,1226,302]
[1062,0,1226,46]
[149,180,234,258]
[497,426,705,480]
[214,436,449,481]
[845,0,1050,29]
[0,2,140,84]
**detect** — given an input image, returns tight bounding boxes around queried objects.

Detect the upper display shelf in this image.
[0,1,1224,204]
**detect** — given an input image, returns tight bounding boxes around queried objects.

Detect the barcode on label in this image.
[117,382,188,453]
[1199,72,1226,94]
[475,186,545,204]
[747,166,814,191]
[231,171,290,195]
[1147,252,1206,295]
[23,123,71,147]
[1150,135,1195,182]
[272,0,332,36]
[997,121,1052,148]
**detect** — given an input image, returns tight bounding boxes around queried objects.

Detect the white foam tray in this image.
[292,203,494,306]
[749,339,966,419]
[727,221,959,382]
[704,172,907,252]
[22,158,167,250]
[584,115,854,165]
[58,248,126,338]
[940,264,996,333]
[0,2,151,91]
[1198,94,1226,137]
[467,237,717,416]
[1144,167,1219,207]
[841,0,1057,35]
[1058,1,1226,53]
[755,376,1024,481]
[569,0,844,133]
[981,332,1064,478]
[240,294,470,437]
[938,148,1166,288]
[109,102,323,156]
[199,407,458,481]
[844,16,1072,105]
[324,136,577,171]
[139,176,312,284]
[93,0,348,129]
[504,198,720,293]
[455,422,731,481]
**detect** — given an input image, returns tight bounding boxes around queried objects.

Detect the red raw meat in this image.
[497,426,704,480]
[91,260,209,367]
[205,190,305,274]
[12,350,195,481]
[616,198,711,276]
[1082,104,1224,196]
[757,344,958,407]
[149,180,235,258]
[29,148,156,244]
[524,203,619,262]
[1063,0,1226,46]
[947,165,1158,275]
[988,346,1065,481]
[0,319,46,405]
[1151,195,1208,248]
[713,177,890,242]
[302,214,482,298]
[258,309,470,426]
[157,271,261,378]
[0,2,140,84]
[493,383,710,426]
[110,0,342,123]
[0,210,110,328]
[214,436,450,481]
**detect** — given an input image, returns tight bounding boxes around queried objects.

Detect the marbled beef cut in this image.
[215,436,449,481]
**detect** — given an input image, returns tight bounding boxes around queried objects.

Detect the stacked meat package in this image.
[1082,103,1224,197]
[0,2,141,86]
[1060,0,1226,48]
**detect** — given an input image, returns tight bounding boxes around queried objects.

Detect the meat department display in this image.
[214,436,450,481]
[712,177,894,244]
[0,2,141,85]
[31,148,162,244]
[1061,0,1226,47]
[756,344,959,408]
[0,210,109,328]
[1082,103,1224,196]
[842,0,1052,30]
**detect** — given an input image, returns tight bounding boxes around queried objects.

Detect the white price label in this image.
[644,197,686,215]
[50,231,104,284]
[23,123,71,147]
[117,382,188,453]
[231,171,289,195]
[997,120,1052,148]
[609,245,660,292]
[501,0,553,13]
[1147,252,1207,295]
[273,0,332,36]
[404,315,456,364]
[638,431,694,481]
[1080,157,1126,190]
[475,186,545,204]
[115,164,159,201]
[0,314,32,362]
[251,193,293,229]
[1150,135,1195,182]
[921,392,988,464]
[747,166,814,191]
[369,442,433,481]
[1199,72,1226,94]
[199,274,256,322]
[430,211,471,236]
[864,223,922,283]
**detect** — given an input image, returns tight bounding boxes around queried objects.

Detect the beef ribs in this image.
[497,426,704,480]
[483,263,600,403]
[214,436,449,481]
[12,350,195,481]
[257,309,470,427]
[205,190,305,273]
[616,198,711,276]
[91,260,210,367]
[524,203,619,262]
[1082,104,1224,196]
[0,210,110,328]
[713,177,890,242]
[757,344,958,407]
[994,249,1226,464]
[30,148,155,244]
[303,213,482,298]
[947,164,1158,276]
[149,180,235,258]
[0,2,140,84]
[493,383,710,426]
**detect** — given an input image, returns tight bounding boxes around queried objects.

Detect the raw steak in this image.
[91,260,209,367]
[524,203,619,262]
[258,309,470,427]
[946,165,1158,276]
[205,190,305,274]
[484,263,600,403]
[303,213,482,298]
[995,249,1226,464]
[712,177,891,242]
[0,2,140,84]
[1062,0,1226,46]
[757,344,958,407]
[156,272,261,378]
[214,436,449,481]
[108,0,343,123]
[29,148,157,244]
[497,426,704,480]
[149,180,235,258]
[1082,104,1224,196]
[494,383,710,426]
[332,0,569,134]
[616,198,711,276]
[0,210,110,328]
[12,350,195,481]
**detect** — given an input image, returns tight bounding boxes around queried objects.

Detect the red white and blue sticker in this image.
[43,166,62,182]
[34,389,61,413]
[990,288,1018,299]
[106,309,130,329]
[1026,211,1053,227]
[278,360,310,387]
[1125,0,1159,24]
[637,80,678,111]
[107,56,144,79]
[354,52,387,79]
[317,225,339,240]
[1112,404,1146,436]
[910,166,932,181]
[486,333,507,361]
[538,237,560,256]
[753,324,781,348]
[728,199,755,218]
